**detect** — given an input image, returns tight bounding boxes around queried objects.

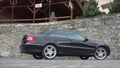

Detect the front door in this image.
[69,39,96,55]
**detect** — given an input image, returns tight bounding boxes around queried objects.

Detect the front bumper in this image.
[20,44,43,54]
[106,45,111,56]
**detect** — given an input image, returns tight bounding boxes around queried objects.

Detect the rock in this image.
[0,51,10,57]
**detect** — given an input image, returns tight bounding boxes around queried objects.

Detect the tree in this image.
[110,0,120,13]
[83,0,101,17]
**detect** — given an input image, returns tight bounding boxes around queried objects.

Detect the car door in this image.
[60,31,96,56]
[69,39,96,55]
[53,37,73,55]
[48,31,73,55]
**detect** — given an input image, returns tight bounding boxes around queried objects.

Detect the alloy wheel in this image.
[95,47,107,60]
[43,45,57,59]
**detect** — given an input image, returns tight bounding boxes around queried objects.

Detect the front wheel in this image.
[94,47,107,60]
[80,56,89,60]
[42,44,57,60]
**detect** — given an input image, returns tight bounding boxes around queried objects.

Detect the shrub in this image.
[110,0,120,13]
[83,0,101,17]
[75,16,81,19]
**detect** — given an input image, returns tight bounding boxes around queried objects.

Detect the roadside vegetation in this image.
[82,0,101,17]
[110,0,120,13]
[75,0,120,19]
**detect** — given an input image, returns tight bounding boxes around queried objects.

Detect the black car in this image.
[20,30,110,60]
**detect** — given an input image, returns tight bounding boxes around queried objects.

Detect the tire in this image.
[42,44,57,60]
[94,47,107,60]
[33,54,43,59]
[80,56,89,60]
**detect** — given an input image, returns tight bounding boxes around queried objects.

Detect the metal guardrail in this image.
[0,16,71,23]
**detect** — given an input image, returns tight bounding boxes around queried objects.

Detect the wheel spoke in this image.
[99,49,103,52]
[46,51,49,55]
[102,51,106,54]
[46,48,50,51]
[96,50,101,53]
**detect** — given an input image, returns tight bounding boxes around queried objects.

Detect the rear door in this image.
[49,31,73,55]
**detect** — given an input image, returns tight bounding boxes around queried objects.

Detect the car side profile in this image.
[20,30,110,60]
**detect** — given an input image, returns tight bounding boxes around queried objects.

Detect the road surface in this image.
[0,58,120,68]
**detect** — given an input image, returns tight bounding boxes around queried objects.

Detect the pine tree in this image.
[83,0,101,17]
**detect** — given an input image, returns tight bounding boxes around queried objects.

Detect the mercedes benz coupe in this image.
[20,30,110,60]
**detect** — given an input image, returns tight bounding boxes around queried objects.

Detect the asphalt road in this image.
[0,58,120,68]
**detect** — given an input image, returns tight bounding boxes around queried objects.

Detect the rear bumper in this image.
[20,44,43,54]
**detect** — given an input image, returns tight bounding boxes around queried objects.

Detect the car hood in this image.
[86,39,105,46]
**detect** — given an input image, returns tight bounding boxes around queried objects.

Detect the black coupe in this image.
[20,30,110,60]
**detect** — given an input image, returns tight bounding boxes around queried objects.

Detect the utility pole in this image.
[10,0,17,23]
[48,0,51,18]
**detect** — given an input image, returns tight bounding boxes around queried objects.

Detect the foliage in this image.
[110,0,120,13]
[83,0,101,17]
[75,16,81,19]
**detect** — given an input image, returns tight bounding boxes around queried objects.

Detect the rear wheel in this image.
[94,47,107,60]
[33,54,43,59]
[80,56,89,60]
[42,44,57,60]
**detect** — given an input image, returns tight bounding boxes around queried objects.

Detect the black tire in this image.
[80,56,89,60]
[33,54,43,59]
[42,44,57,60]
[94,47,107,60]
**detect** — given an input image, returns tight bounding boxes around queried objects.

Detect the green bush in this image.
[110,0,120,13]
[75,16,81,19]
[83,0,101,17]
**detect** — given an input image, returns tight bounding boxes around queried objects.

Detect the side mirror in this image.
[84,38,88,42]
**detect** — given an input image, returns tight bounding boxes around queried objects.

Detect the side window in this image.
[50,30,85,41]
[65,31,85,41]
[50,31,66,38]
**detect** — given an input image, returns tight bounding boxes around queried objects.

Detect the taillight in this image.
[25,36,36,43]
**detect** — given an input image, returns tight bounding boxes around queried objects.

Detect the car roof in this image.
[42,29,77,35]
[51,29,69,31]
[48,29,75,33]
